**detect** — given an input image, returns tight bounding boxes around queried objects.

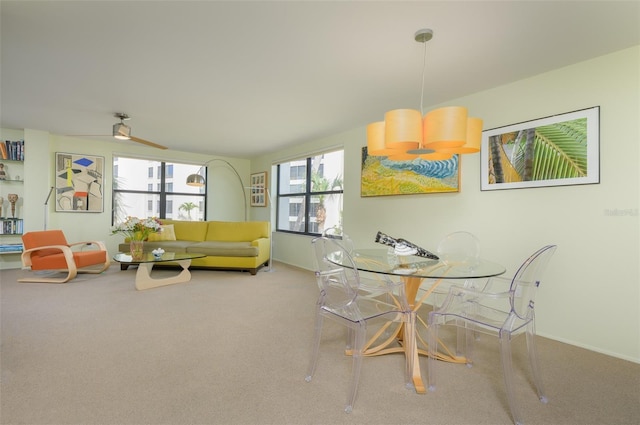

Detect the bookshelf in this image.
[0,138,25,256]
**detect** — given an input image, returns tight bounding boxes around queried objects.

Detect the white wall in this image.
[253,46,640,362]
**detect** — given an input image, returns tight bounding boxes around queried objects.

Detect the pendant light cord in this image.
[419,38,427,116]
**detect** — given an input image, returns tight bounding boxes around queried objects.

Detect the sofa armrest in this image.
[252,237,270,255]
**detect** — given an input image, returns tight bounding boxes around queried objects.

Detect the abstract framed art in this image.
[55,152,104,212]
[361,147,460,197]
[250,171,267,207]
[480,106,600,191]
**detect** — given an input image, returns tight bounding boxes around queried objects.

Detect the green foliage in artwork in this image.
[361,157,456,197]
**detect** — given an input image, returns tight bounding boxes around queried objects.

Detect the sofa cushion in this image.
[205,221,269,242]
[162,220,208,242]
[147,224,176,241]
[188,241,259,257]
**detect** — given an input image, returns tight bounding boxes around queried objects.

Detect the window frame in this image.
[275,149,344,236]
[112,156,206,224]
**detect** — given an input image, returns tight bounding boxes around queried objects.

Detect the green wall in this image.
[252,46,640,362]
[5,46,639,362]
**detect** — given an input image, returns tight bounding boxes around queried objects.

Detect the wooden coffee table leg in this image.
[134,259,193,291]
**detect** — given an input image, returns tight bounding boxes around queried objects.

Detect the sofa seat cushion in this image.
[188,241,258,257]
[118,240,194,254]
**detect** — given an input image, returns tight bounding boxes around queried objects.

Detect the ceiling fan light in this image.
[113,122,131,140]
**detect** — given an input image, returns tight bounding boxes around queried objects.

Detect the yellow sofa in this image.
[118,219,270,275]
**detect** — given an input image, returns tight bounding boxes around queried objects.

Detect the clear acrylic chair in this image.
[306,236,412,413]
[322,227,396,298]
[428,231,481,307]
[413,231,482,357]
[427,245,557,425]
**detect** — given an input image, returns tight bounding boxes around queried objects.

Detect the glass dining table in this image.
[328,248,506,393]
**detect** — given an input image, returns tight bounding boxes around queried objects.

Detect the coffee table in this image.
[113,252,206,291]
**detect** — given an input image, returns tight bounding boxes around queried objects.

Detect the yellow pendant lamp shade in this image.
[384,109,421,151]
[419,151,454,161]
[388,152,419,161]
[364,29,483,162]
[367,121,400,156]
[423,106,468,149]
[436,117,483,154]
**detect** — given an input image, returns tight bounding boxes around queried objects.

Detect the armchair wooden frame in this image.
[20,230,110,284]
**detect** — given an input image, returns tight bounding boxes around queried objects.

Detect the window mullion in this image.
[159,162,167,217]
[305,157,312,234]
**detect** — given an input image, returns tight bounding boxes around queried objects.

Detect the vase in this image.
[130,240,144,260]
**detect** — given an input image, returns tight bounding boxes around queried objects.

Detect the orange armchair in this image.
[20,230,110,283]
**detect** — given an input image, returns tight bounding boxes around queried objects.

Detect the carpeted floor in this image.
[1,263,638,425]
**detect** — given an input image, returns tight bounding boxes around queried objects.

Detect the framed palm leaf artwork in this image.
[480,106,599,191]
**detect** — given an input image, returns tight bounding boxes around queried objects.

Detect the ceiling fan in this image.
[110,113,168,150]
[68,113,168,150]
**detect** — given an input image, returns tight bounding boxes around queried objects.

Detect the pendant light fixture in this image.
[366,29,482,161]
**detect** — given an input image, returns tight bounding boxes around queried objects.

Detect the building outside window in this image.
[276,149,343,235]
[112,156,205,224]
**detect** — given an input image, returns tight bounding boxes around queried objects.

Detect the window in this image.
[276,149,343,235]
[112,156,205,224]
[167,200,173,218]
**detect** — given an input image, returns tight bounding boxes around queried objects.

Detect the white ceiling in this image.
[2,1,639,158]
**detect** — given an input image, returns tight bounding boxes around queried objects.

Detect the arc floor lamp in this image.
[185,159,247,221]
[245,186,273,272]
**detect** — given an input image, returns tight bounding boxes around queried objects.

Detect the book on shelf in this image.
[2,140,24,161]
[0,243,23,252]
[0,218,23,235]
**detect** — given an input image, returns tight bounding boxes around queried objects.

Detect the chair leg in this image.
[465,322,475,367]
[305,309,324,384]
[345,324,366,413]
[526,323,547,404]
[404,312,416,390]
[345,327,354,351]
[456,319,465,357]
[426,312,438,391]
[500,334,523,425]
[78,258,111,274]
[18,268,77,283]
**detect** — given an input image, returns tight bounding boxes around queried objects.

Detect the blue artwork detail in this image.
[73,157,94,167]
[380,155,458,179]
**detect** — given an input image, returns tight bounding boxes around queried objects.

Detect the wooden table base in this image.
[134,259,193,291]
[351,275,466,394]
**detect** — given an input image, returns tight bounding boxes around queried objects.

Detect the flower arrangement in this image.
[111,216,162,241]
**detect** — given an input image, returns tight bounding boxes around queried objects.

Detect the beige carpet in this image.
[1,263,638,425]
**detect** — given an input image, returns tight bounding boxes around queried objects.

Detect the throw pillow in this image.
[148,224,176,241]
